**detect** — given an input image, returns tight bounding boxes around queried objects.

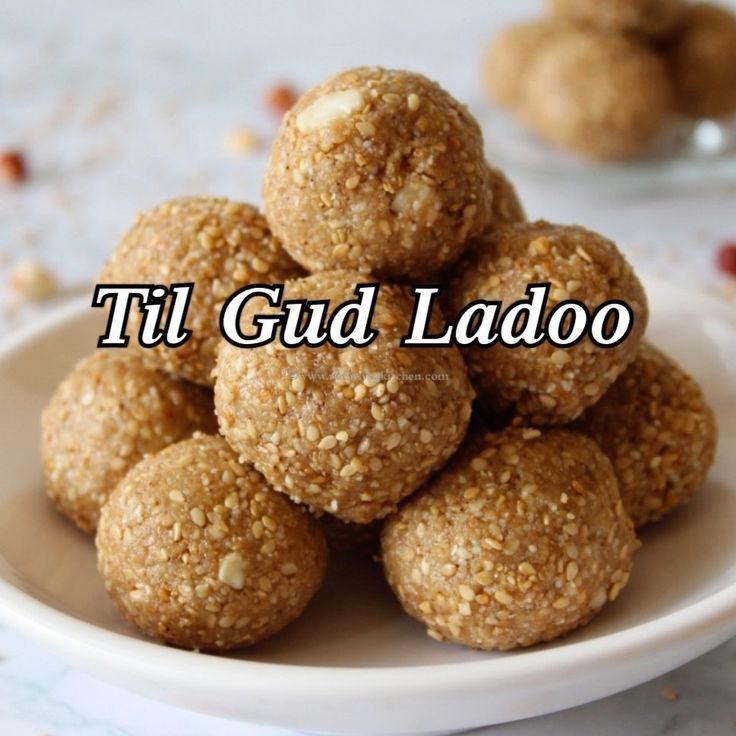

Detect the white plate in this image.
[0,278,734,736]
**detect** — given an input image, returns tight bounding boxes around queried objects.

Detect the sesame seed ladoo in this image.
[96,434,326,651]
[520,29,672,161]
[381,427,638,651]
[666,3,736,119]
[214,269,474,524]
[579,343,717,527]
[99,196,303,386]
[444,220,648,424]
[263,66,492,282]
[41,351,217,534]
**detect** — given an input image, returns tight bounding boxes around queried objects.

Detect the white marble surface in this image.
[1,0,735,733]
[0,624,734,736]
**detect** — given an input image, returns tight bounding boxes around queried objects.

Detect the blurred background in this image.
[1,1,736,734]
[1,0,735,334]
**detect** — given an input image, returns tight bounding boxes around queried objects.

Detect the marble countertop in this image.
[1,0,735,733]
[0,626,733,736]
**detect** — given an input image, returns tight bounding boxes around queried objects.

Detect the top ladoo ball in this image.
[263,67,492,282]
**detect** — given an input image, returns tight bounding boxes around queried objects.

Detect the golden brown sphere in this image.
[215,270,474,523]
[667,3,736,119]
[579,343,717,527]
[96,435,327,651]
[41,352,216,534]
[521,30,672,160]
[263,67,492,281]
[99,197,302,386]
[443,221,648,425]
[382,427,637,651]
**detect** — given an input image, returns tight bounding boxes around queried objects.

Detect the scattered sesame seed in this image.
[8,260,58,301]
[222,126,261,156]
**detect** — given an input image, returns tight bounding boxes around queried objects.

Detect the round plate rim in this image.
[0,277,734,698]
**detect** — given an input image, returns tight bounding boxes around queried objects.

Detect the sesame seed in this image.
[528,236,550,256]
[591,588,607,608]
[363,373,381,387]
[251,257,270,274]
[355,120,376,136]
[494,590,514,606]
[371,403,385,421]
[190,507,206,527]
[518,562,536,576]
[521,428,541,440]
[550,350,571,366]
[340,463,357,478]
[318,435,337,450]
